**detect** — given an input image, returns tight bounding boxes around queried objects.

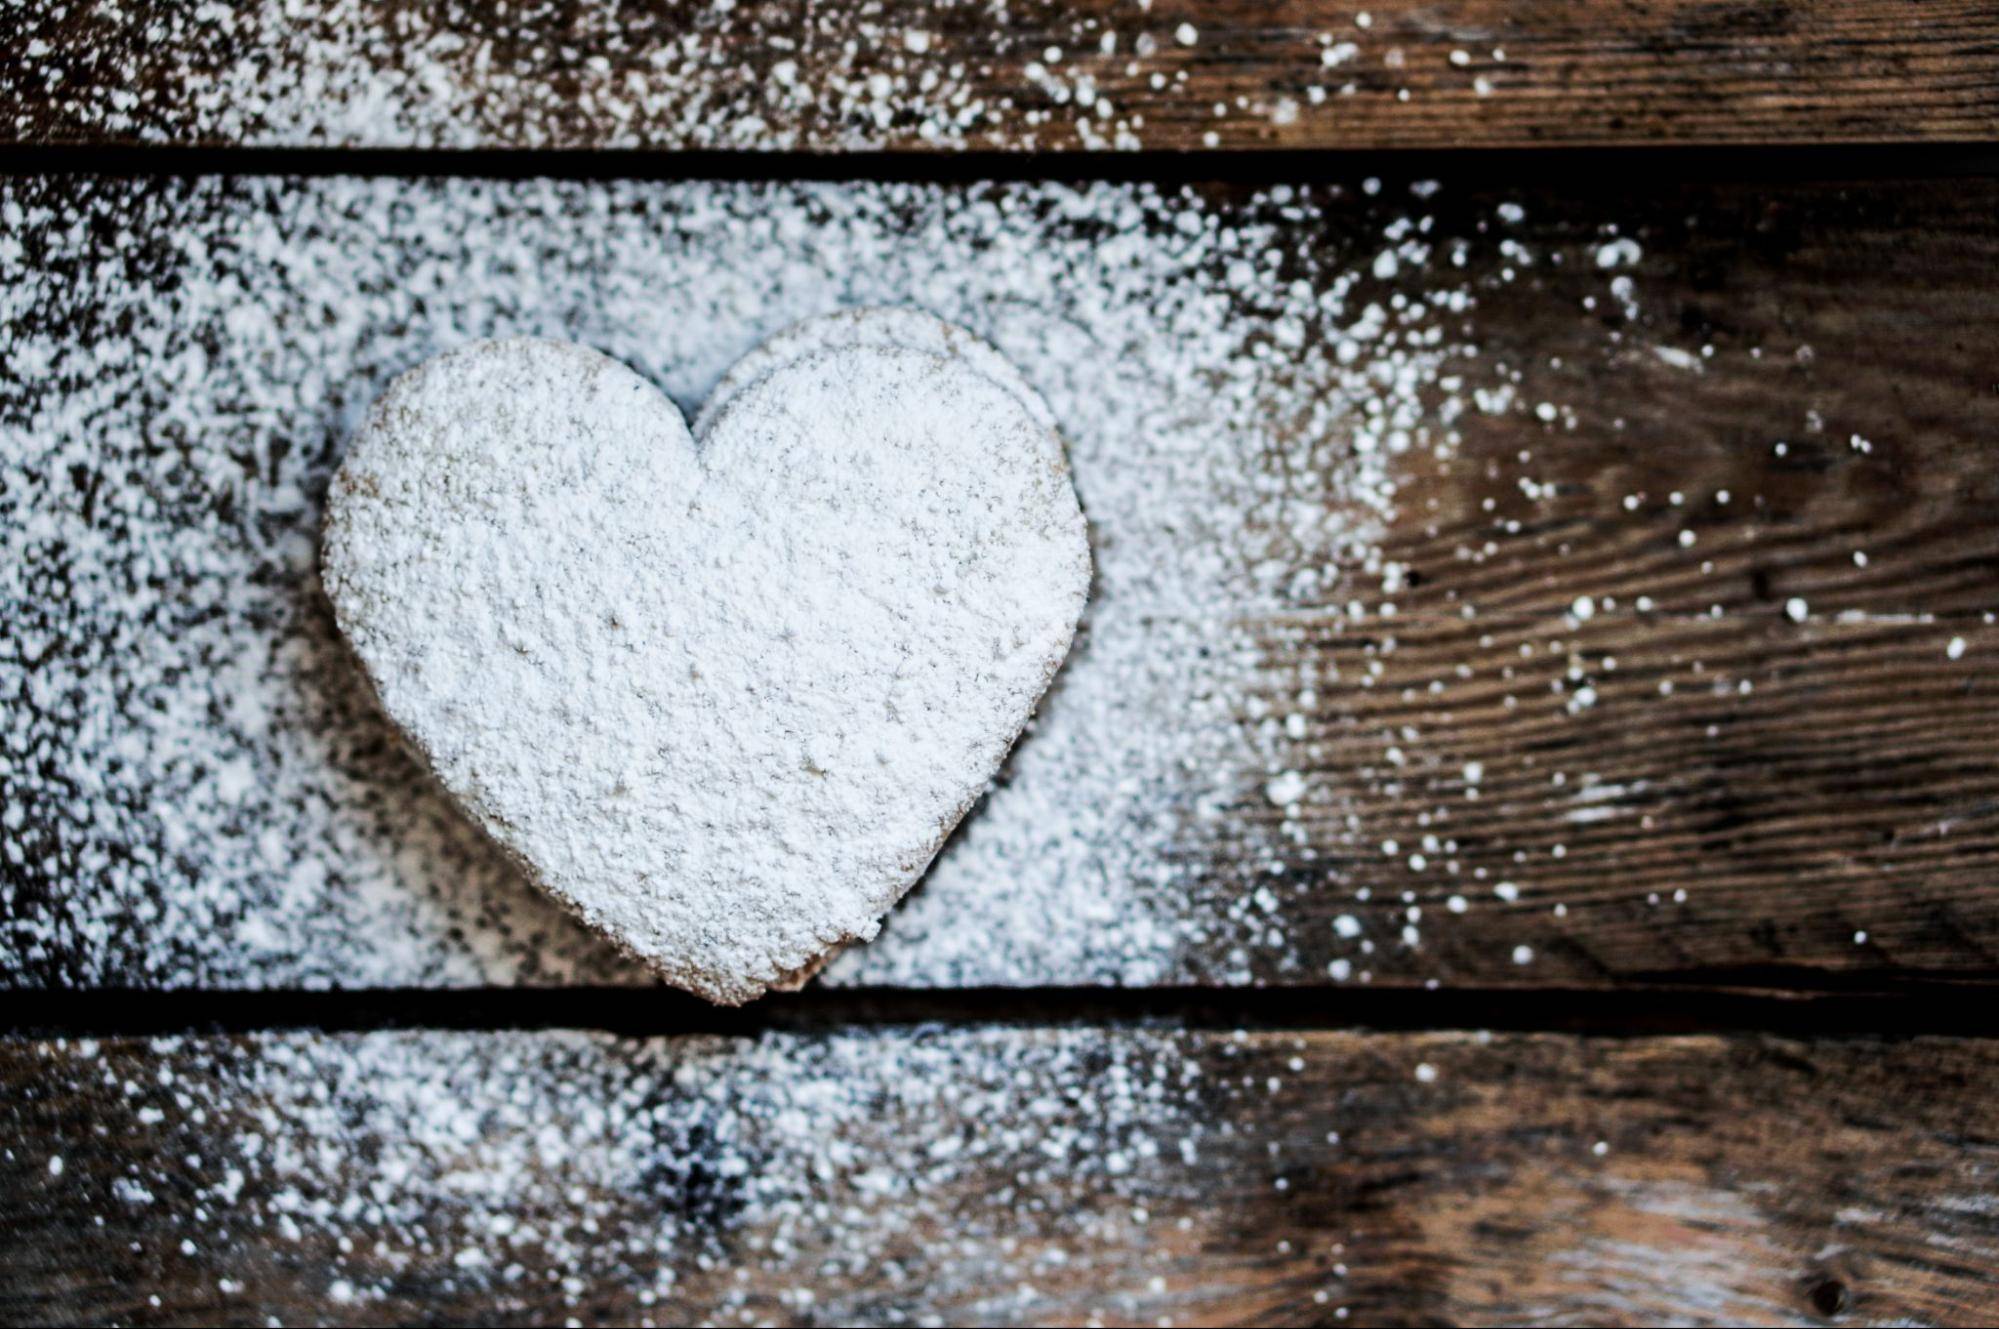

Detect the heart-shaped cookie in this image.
[322,317,1091,1003]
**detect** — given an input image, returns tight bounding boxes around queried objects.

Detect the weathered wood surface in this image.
[2,1026,1994,1326]
[5,0,1998,153]
[1237,177,1999,991]
[2,172,1995,994]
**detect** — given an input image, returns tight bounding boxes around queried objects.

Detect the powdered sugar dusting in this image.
[14,1026,1229,1321]
[8,0,1509,151]
[17,1027,1996,1321]
[2,174,1503,989]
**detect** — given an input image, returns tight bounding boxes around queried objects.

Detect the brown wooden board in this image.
[4,0,1998,153]
[1,172,1995,994]
[2,1025,1995,1326]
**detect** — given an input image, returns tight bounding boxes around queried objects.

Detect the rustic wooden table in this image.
[3,3,1998,1325]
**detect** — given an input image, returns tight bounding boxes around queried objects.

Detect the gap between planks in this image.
[4,141,1999,185]
[9,984,1999,1042]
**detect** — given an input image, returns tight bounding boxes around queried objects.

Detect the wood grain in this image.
[2,1025,1994,1326]
[1196,177,1999,991]
[4,0,1997,153]
[1,172,1995,994]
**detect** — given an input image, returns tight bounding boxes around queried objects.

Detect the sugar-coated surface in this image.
[324,337,1089,1003]
[12,1027,1225,1322]
[0,172,1979,993]
[0,174,1504,989]
[2,0,1494,152]
[19,1028,1995,1324]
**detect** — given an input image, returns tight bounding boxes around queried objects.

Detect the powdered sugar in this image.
[323,333,1088,1002]
[7,0,1491,151]
[18,1024,1996,1321]
[1,173,1491,989]
[17,1026,1229,1321]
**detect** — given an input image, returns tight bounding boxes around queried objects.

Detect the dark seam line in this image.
[4,981,1997,1041]
[3,141,1999,186]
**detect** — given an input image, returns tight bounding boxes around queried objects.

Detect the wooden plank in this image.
[1195,177,1999,990]
[2,1025,1995,1325]
[1,173,1995,993]
[5,0,1998,152]
[1234,615,1999,990]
